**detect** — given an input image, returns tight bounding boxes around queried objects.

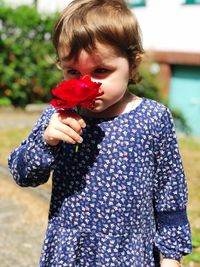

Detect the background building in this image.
[3,0,200,135]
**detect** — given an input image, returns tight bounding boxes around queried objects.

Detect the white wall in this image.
[3,0,200,53]
[2,0,71,12]
[134,0,200,53]
[37,0,71,14]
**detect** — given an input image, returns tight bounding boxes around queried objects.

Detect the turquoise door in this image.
[169,65,200,136]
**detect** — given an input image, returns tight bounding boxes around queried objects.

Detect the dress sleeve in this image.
[8,105,61,187]
[153,107,192,260]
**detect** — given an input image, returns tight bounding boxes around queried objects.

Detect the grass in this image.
[178,137,200,266]
[0,127,31,166]
[1,128,200,266]
[0,127,53,192]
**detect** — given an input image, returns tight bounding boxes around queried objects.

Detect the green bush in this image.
[128,63,162,102]
[0,2,62,107]
[129,62,190,134]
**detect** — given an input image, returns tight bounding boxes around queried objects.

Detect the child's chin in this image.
[90,102,102,112]
[88,107,100,113]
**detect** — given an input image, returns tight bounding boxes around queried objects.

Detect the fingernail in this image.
[78,137,83,143]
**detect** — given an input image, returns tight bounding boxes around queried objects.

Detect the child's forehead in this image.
[59,42,121,63]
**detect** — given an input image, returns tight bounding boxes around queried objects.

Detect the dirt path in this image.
[0,109,42,130]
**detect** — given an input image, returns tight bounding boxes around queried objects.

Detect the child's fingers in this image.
[76,116,86,129]
[60,116,84,135]
[58,110,86,130]
[50,128,80,145]
[44,122,82,146]
[44,111,86,146]
[54,121,83,144]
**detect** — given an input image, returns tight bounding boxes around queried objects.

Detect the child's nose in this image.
[89,75,101,84]
[81,75,102,88]
[82,74,97,83]
[82,74,90,79]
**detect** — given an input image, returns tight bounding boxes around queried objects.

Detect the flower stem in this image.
[75,143,79,153]
[75,105,81,153]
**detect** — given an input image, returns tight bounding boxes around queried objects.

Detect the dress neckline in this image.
[83,97,146,123]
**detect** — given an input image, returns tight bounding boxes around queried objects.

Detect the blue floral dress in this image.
[8,98,192,267]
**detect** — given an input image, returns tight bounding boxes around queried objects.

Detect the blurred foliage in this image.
[129,61,191,134]
[184,228,200,265]
[129,63,162,102]
[171,109,191,135]
[0,2,62,107]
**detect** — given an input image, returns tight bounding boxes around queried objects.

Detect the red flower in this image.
[50,76,103,109]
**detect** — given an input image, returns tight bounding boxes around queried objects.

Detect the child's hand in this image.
[43,110,86,146]
[161,259,181,267]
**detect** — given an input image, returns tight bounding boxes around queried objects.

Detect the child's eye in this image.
[67,69,80,76]
[94,68,109,74]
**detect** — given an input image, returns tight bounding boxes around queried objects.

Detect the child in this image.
[8,0,192,266]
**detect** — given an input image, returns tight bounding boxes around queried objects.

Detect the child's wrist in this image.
[161,258,181,267]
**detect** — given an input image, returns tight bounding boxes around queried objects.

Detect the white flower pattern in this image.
[8,98,192,267]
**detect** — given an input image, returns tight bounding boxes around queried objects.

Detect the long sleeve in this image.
[153,107,192,260]
[8,105,61,187]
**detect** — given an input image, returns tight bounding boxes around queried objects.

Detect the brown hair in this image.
[53,0,144,84]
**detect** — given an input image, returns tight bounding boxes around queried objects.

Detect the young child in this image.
[8,0,192,266]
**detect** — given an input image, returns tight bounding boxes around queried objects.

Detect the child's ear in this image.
[129,63,136,79]
[129,54,142,78]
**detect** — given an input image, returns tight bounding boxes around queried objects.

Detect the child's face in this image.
[60,43,133,116]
